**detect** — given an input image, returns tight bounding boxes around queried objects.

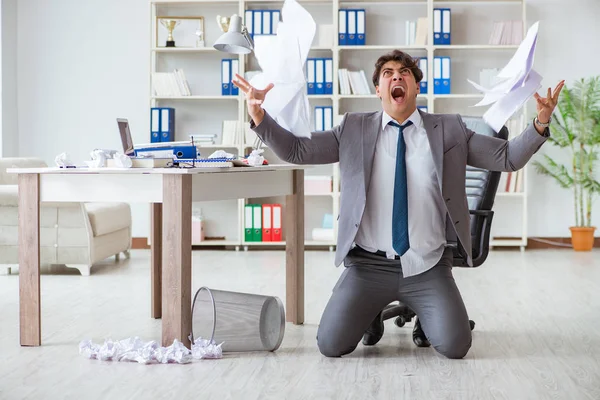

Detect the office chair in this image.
[379,116,509,347]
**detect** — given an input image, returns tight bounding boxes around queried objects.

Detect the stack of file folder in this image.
[306,58,333,95]
[244,9,280,37]
[433,8,451,45]
[221,59,240,96]
[150,107,175,143]
[433,56,451,94]
[338,9,366,45]
[245,204,282,242]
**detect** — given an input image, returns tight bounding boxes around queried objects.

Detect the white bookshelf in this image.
[150,0,529,250]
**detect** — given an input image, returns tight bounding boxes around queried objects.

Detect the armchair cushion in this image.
[84,203,131,237]
[0,158,47,185]
[0,186,18,206]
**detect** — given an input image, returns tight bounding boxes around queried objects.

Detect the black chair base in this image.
[383,302,475,347]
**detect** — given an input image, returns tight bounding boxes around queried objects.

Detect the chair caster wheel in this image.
[469,320,475,331]
[394,316,406,328]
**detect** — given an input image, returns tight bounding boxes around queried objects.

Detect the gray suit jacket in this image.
[251,109,548,267]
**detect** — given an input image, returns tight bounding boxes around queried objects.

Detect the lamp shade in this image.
[213,14,253,54]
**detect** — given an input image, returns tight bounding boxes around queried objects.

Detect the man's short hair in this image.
[372,50,423,87]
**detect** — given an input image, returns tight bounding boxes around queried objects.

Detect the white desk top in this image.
[7,164,308,175]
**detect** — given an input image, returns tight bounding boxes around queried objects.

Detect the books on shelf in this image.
[406,18,428,46]
[222,120,250,146]
[152,69,191,97]
[338,69,371,95]
[488,21,523,45]
[305,175,333,195]
[190,134,217,146]
[498,118,525,193]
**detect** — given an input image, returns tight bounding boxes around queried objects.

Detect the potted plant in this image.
[533,76,600,251]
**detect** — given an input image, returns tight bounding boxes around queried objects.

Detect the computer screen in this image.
[117,118,135,156]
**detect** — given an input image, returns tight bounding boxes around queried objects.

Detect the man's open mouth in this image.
[391,85,406,103]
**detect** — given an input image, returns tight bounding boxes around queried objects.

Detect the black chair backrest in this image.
[460,116,509,261]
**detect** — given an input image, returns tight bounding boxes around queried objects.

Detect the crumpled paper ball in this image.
[247,149,265,166]
[208,150,234,159]
[113,152,133,168]
[85,149,108,168]
[55,152,75,168]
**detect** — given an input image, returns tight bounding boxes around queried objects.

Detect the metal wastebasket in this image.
[191,287,285,352]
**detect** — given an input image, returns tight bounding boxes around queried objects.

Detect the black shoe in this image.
[362,311,384,346]
[412,317,430,348]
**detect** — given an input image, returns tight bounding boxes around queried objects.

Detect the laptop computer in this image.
[117,118,135,156]
[116,118,195,157]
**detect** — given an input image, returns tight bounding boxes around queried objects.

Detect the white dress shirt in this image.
[354,108,448,277]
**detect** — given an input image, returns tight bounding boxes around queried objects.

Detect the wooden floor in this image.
[1,248,599,400]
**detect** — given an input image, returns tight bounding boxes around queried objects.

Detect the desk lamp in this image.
[214,14,264,154]
[214,14,254,54]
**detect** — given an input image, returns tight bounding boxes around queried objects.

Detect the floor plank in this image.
[1,249,599,400]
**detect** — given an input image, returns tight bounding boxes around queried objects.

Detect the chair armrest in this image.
[469,210,493,217]
[471,210,494,267]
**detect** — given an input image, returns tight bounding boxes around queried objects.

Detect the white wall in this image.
[17,0,151,236]
[526,0,600,236]
[2,0,18,157]
[12,0,600,239]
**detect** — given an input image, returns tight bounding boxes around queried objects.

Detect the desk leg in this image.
[151,203,162,319]
[19,174,41,346]
[162,175,192,348]
[285,169,305,324]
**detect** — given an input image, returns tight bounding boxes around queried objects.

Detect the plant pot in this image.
[569,226,597,251]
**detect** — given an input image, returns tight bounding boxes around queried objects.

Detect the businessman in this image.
[233,50,564,359]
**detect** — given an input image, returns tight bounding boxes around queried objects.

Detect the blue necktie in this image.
[389,120,413,256]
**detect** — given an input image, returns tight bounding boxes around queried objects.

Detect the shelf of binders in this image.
[152,0,238,3]
[433,94,484,99]
[338,94,429,99]
[338,45,428,51]
[193,240,241,247]
[433,0,523,3]
[148,0,529,249]
[152,47,218,53]
[152,95,240,100]
[496,192,526,197]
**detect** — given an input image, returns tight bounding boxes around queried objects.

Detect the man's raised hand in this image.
[232,73,274,125]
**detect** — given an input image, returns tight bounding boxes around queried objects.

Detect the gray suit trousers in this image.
[316,246,472,359]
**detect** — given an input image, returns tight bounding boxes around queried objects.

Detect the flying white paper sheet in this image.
[249,0,316,138]
[469,22,542,132]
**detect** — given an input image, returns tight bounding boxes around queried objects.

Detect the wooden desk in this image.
[9,165,305,347]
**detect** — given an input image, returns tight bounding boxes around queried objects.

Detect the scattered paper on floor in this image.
[79,336,223,364]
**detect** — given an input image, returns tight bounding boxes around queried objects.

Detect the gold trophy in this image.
[216,15,230,33]
[160,19,181,47]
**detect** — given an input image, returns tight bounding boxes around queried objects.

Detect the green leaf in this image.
[532,156,573,189]
[582,176,600,194]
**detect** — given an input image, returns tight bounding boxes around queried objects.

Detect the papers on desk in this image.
[250,0,316,138]
[468,21,542,132]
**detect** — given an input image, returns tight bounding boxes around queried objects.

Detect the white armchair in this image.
[0,158,132,275]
